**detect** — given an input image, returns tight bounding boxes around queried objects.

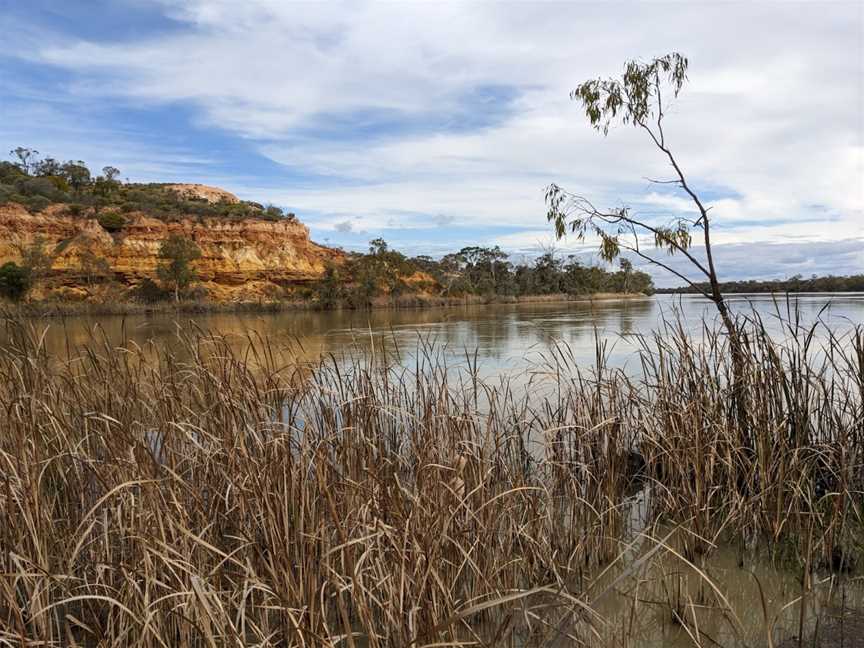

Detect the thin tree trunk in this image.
[711,287,750,451]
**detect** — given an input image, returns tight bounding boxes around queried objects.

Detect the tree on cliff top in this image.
[157,235,201,301]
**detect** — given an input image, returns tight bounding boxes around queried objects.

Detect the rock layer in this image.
[0,203,341,300]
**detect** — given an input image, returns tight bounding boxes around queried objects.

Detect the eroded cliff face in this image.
[0,202,342,301]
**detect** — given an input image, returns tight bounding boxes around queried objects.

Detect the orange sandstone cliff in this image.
[0,188,342,301]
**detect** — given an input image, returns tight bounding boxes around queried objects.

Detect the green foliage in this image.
[315,239,654,308]
[132,278,169,304]
[315,263,343,308]
[62,162,91,192]
[0,162,25,184]
[571,53,688,135]
[97,210,126,232]
[262,205,284,221]
[35,157,63,177]
[9,147,40,175]
[19,177,63,200]
[157,235,202,301]
[0,262,32,301]
[546,53,726,305]
[22,195,52,213]
[0,148,294,224]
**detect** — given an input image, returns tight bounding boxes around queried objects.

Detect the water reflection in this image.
[3,294,863,379]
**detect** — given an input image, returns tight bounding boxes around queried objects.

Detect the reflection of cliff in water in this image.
[6,294,863,382]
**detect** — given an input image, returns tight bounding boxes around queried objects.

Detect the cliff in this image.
[0,199,342,302]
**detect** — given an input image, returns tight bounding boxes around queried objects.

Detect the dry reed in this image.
[0,309,861,646]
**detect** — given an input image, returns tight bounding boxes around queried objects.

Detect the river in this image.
[12,293,864,379]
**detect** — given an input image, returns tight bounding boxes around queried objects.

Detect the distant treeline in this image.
[657,274,864,295]
[314,239,654,308]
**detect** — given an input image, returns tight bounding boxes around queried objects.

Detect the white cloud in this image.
[5,0,862,281]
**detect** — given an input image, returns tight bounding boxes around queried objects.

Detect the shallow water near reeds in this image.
[3,292,863,647]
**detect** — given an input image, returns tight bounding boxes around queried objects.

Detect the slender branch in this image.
[655,70,666,147]
[557,192,712,279]
[643,177,681,185]
[614,239,712,300]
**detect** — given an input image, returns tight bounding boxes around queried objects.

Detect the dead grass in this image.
[0,309,861,646]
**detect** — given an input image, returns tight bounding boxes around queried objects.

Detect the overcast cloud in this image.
[1,0,861,285]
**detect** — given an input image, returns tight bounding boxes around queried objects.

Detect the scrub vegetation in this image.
[0,148,295,222]
[313,239,654,309]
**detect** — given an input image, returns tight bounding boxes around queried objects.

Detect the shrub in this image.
[18,177,63,200]
[315,264,343,308]
[66,204,84,217]
[97,210,126,232]
[185,284,209,301]
[132,278,168,304]
[263,205,283,220]
[44,175,71,193]
[24,195,51,213]
[0,161,25,184]
[157,235,202,301]
[0,262,32,301]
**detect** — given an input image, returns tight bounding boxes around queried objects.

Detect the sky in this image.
[1,0,862,286]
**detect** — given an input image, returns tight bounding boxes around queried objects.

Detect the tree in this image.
[546,53,747,425]
[18,236,53,281]
[35,157,63,177]
[546,54,739,351]
[0,262,32,301]
[619,258,633,293]
[9,147,39,175]
[97,210,126,232]
[61,161,92,193]
[315,263,343,308]
[157,235,201,301]
[79,249,112,286]
[102,166,121,182]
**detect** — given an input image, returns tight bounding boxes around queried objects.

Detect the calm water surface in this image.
[19,293,864,379]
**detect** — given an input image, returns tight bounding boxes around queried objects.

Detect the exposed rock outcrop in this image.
[164,184,241,204]
[0,202,342,301]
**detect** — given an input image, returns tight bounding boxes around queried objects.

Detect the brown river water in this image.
[13,292,864,376]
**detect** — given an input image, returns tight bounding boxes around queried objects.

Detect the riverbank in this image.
[2,291,651,318]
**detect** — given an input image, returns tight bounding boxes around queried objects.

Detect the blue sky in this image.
[1,0,862,286]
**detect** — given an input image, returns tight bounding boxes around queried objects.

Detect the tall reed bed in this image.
[0,311,861,646]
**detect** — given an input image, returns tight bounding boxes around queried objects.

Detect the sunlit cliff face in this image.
[0,198,342,301]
